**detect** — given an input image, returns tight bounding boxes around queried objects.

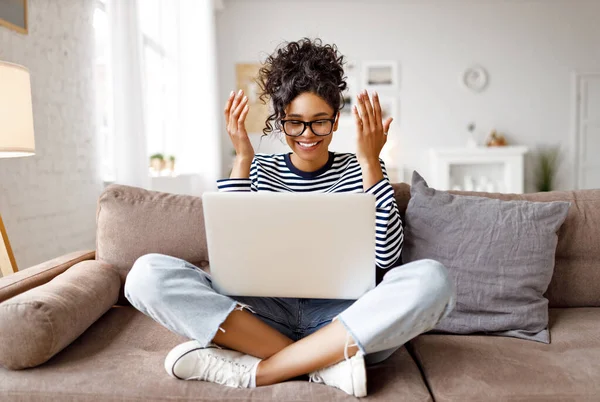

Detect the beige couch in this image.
[1,183,599,401]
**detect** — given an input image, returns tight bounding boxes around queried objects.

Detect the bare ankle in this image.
[255,360,269,387]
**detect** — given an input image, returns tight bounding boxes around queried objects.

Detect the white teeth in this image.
[298,142,318,148]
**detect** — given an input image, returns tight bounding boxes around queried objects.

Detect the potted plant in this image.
[150,153,164,173]
[534,146,561,192]
[166,155,176,174]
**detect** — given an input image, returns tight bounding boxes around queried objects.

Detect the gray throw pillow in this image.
[402,171,570,343]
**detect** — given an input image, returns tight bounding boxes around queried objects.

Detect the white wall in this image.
[216,0,600,190]
[0,0,102,269]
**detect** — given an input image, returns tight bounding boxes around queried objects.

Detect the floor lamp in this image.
[0,61,36,277]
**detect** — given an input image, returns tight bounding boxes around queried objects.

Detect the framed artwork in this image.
[339,61,359,117]
[0,0,28,35]
[235,63,269,135]
[362,61,398,89]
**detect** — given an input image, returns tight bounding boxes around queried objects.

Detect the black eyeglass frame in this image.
[279,118,337,137]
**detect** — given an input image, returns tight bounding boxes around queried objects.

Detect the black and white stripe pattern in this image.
[217,152,403,268]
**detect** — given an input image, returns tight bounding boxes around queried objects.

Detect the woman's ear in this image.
[333,111,340,131]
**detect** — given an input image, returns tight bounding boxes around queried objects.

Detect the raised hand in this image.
[353,90,393,167]
[224,89,254,162]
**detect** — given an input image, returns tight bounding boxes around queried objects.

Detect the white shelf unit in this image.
[429,146,529,194]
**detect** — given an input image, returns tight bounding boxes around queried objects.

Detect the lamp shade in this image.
[0,61,35,158]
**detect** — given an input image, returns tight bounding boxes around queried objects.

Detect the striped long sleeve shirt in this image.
[217,152,403,269]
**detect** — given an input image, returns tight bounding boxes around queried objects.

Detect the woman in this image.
[124,38,454,398]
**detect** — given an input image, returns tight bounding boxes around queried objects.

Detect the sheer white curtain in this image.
[106,0,221,191]
[177,0,221,190]
[108,0,149,188]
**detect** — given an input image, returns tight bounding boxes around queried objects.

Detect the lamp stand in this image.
[0,213,18,277]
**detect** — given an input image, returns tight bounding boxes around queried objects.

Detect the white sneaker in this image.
[164,340,261,388]
[309,352,367,397]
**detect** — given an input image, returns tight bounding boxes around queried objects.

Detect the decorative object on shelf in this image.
[0,0,28,35]
[166,155,176,174]
[463,175,475,191]
[462,65,488,93]
[149,153,165,174]
[149,154,177,176]
[362,61,398,89]
[466,122,478,148]
[534,146,561,192]
[486,129,507,147]
[453,176,497,192]
[0,61,36,276]
[236,63,269,134]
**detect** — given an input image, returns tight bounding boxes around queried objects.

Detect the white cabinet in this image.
[429,146,528,194]
[150,174,206,195]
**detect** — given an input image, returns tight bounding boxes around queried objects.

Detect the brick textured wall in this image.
[0,0,102,270]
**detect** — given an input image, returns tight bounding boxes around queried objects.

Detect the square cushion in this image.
[402,172,570,342]
[410,308,600,402]
[0,306,433,401]
[96,185,210,305]
[392,183,600,309]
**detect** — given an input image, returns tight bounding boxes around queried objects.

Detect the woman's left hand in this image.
[353,89,393,166]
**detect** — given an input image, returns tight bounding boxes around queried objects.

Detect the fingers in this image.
[355,92,371,130]
[372,91,383,132]
[224,90,235,120]
[237,104,249,131]
[229,90,248,132]
[383,117,393,134]
[361,90,377,132]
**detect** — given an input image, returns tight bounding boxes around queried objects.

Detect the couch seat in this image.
[0,306,432,401]
[410,308,600,402]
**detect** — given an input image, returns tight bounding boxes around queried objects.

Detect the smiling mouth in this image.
[297,141,321,149]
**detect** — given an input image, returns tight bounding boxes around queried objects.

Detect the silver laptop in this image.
[202,192,376,299]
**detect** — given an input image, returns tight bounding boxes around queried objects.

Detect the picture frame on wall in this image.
[362,61,398,89]
[235,63,269,135]
[0,0,28,35]
[339,60,359,118]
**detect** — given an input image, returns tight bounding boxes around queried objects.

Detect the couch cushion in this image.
[401,172,570,342]
[391,183,600,308]
[0,306,433,401]
[0,260,120,370]
[0,250,96,304]
[96,185,210,304]
[410,308,600,402]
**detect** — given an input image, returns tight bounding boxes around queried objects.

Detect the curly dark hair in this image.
[257,38,347,136]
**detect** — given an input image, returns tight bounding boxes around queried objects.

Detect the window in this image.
[93,0,114,181]
[138,0,180,171]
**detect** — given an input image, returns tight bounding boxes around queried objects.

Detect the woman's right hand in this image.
[224,89,254,162]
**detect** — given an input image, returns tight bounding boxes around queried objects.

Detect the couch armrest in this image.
[0,260,120,370]
[0,250,95,303]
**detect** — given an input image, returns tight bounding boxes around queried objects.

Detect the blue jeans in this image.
[125,254,455,365]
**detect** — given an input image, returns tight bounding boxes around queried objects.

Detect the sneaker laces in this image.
[187,351,254,387]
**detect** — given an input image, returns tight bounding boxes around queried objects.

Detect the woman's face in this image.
[283,92,339,171]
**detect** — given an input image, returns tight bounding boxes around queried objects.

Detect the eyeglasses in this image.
[280,118,336,137]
